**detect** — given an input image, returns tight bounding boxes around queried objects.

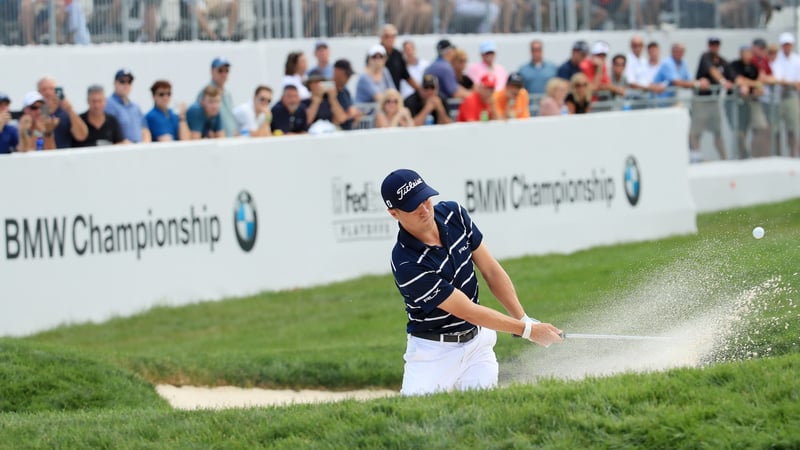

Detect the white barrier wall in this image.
[0,29,778,113]
[689,158,800,213]
[0,108,695,336]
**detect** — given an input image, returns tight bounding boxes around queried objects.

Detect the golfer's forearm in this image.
[459,303,525,335]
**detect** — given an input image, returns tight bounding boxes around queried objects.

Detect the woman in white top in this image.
[281,52,311,100]
[355,44,397,103]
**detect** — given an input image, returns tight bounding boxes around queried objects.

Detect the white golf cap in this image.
[779,32,795,45]
[23,91,44,108]
[368,44,386,57]
[591,41,610,55]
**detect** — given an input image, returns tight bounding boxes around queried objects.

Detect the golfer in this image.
[382,169,563,396]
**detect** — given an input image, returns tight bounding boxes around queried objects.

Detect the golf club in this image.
[559,332,673,342]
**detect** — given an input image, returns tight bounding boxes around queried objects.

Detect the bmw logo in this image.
[624,156,641,207]
[234,191,257,252]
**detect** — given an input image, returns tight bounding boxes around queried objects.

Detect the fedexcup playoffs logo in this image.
[623,156,641,206]
[234,191,257,252]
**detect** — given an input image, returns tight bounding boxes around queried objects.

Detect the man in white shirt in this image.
[625,35,649,91]
[771,32,800,157]
[400,40,429,99]
[233,85,273,137]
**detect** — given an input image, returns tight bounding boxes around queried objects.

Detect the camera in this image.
[55,87,64,101]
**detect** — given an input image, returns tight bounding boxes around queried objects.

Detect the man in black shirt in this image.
[729,46,768,158]
[75,85,126,147]
[404,74,452,126]
[271,85,308,135]
[380,24,420,95]
[691,36,735,161]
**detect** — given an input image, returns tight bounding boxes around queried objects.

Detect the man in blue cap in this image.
[382,169,563,396]
[197,57,237,137]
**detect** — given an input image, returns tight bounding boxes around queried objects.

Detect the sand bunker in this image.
[156,385,398,410]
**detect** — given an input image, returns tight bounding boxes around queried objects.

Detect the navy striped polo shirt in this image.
[390,201,484,334]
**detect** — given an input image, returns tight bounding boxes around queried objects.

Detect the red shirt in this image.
[456,92,494,122]
[579,58,610,85]
[752,55,772,75]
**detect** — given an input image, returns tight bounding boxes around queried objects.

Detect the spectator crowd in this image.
[2,24,799,162]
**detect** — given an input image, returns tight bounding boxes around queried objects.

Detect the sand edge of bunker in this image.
[155,384,399,410]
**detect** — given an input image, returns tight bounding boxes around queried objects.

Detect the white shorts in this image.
[400,327,498,396]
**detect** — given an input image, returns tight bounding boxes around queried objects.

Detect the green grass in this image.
[0,340,169,413]
[1,354,798,449]
[0,199,798,448]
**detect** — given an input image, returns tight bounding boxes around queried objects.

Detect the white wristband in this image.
[522,320,533,340]
[522,314,541,324]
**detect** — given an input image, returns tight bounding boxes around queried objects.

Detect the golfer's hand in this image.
[529,323,563,347]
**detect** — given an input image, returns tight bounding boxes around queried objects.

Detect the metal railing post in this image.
[318,0,327,37]
[377,0,385,30]
[265,0,273,38]
[121,0,130,42]
[549,0,556,32]
[565,0,576,31]
[629,0,635,29]
[292,0,303,38]
[672,0,680,27]
[190,2,199,40]
[582,0,590,30]
[713,0,720,28]
[48,0,57,45]
[432,0,440,33]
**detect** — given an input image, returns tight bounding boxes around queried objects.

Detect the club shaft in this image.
[561,332,671,341]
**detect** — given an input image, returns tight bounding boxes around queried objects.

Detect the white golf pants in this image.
[400,328,498,396]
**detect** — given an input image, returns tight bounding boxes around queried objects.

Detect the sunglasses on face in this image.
[575,83,587,87]
[118,79,133,84]
[216,68,230,73]
[385,99,398,104]
[258,96,272,103]
[423,85,436,90]
[156,91,172,97]
[370,54,385,59]
[29,104,41,110]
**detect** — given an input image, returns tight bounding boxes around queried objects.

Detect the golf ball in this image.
[753,226,765,239]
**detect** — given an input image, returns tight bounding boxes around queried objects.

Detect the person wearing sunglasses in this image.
[196,57,237,137]
[566,72,593,114]
[404,73,452,126]
[355,44,397,103]
[17,91,57,151]
[145,80,190,142]
[105,69,151,144]
[233,85,274,138]
[375,89,413,128]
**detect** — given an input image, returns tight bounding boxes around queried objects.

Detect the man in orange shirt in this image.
[457,74,497,122]
[494,72,530,119]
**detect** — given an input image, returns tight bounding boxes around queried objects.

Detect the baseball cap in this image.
[422,73,438,89]
[507,72,524,87]
[480,73,497,89]
[436,39,454,54]
[708,36,721,45]
[306,69,326,83]
[211,57,231,69]
[0,92,9,104]
[479,40,497,54]
[23,91,45,108]
[368,44,387,57]
[753,38,767,49]
[779,32,795,45]
[381,169,440,212]
[572,40,589,53]
[591,41,610,55]
[114,68,134,81]
[334,59,354,76]
[315,40,328,50]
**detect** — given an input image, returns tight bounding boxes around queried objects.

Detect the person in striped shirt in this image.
[382,169,563,396]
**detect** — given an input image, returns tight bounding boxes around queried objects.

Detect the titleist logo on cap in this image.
[397,178,423,200]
